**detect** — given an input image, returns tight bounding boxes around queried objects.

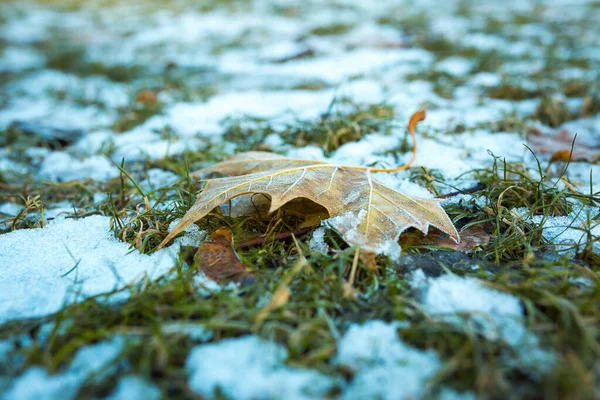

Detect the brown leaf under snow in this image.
[193,227,254,284]
[527,128,599,162]
[158,111,459,255]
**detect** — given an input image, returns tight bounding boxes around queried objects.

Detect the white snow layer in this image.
[3,336,125,400]
[186,335,335,400]
[186,323,461,400]
[0,215,177,324]
[105,376,161,400]
[413,272,555,375]
[335,320,439,400]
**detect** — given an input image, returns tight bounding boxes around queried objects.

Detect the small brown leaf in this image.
[528,128,599,162]
[436,225,490,252]
[193,227,254,284]
[135,89,159,106]
[550,149,575,162]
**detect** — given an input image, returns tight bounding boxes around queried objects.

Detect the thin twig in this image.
[237,226,314,248]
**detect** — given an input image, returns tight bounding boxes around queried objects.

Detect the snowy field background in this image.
[0,0,599,398]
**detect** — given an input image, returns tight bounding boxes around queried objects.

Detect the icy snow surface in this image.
[105,376,161,400]
[335,320,439,400]
[412,272,555,376]
[3,336,125,400]
[186,336,335,400]
[0,216,176,324]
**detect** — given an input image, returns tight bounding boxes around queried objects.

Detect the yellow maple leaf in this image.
[158,111,459,255]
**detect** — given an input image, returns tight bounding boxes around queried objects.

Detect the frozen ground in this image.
[0,0,599,398]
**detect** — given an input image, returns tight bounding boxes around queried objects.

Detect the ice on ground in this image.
[221,48,408,84]
[3,336,125,400]
[38,152,119,182]
[0,98,115,131]
[0,216,177,324]
[0,47,45,72]
[324,209,368,246]
[335,320,439,400]
[531,206,600,254]
[413,272,555,376]
[105,376,161,400]
[167,218,207,248]
[132,90,337,139]
[436,57,473,77]
[186,335,335,400]
[139,168,180,193]
[309,227,329,255]
[6,70,129,109]
[161,322,214,342]
[0,202,23,218]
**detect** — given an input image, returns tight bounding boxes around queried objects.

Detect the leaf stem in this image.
[367,109,423,173]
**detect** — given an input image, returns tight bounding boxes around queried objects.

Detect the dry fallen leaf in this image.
[158,111,459,255]
[193,226,254,284]
[528,128,599,162]
[436,225,490,252]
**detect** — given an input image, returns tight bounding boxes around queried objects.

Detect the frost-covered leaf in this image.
[159,114,459,255]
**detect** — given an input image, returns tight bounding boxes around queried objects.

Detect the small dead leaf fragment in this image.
[550,149,574,162]
[528,128,599,162]
[135,89,159,106]
[193,227,254,284]
[436,225,490,252]
[158,111,459,255]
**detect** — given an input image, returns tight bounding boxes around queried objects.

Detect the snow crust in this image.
[186,336,335,400]
[412,272,555,375]
[0,216,176,323]
[105,376,161,400]
[3,336,125,400]
[335,320,439,400]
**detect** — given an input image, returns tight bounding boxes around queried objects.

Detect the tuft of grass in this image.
[309,23,354,36]
[223,99,396,155]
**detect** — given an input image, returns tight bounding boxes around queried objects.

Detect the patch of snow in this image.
[0,47,45,72]
[139,168,180,193]
[186,335,335,400]
[3,336,125,400]
[167,218,207,248]
[286,145,326,161]
[436,57,472,77]
[105,376,161,400]
[193,272,236,297]
[461,33,508,51]
[530,206,600,254]
[221,48,408,84]
[470,72,502,87]
[438,388,478,400]
[335,320,439,400]
[161,322,214,342]
[413,273,555,377]
[0,98,114,131]
[0,203,23,217]
[38,152,119,182]
[0,216,177,323]
[137,90,337,138]
[110,130,199,162]
[324,209,367,246]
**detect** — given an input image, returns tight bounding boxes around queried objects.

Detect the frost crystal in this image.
[308,227,329,254]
